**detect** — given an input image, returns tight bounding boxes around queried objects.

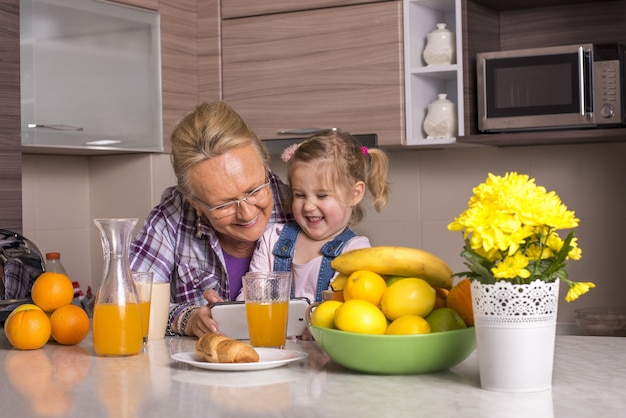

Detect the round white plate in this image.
[171,348,308,371]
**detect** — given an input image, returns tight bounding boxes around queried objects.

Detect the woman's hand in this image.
[182,289,226,337]
[203,289,223,305]
[185,306,219,337]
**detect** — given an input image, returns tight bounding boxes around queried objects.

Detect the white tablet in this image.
[209,298,310,340]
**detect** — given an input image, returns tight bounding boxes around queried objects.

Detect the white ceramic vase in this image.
[423,23,455,66]
[423,94,457,139]
[470,279,560,392]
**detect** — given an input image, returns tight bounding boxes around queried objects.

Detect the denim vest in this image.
[272,222,356,302]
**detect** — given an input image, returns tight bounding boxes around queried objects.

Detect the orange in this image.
[446,278,474,326]
[50,304,90,345]
[5,308,52,350]
[380,277,436,321]
[31,272,75,313]
[334,299,387,335]
[386,314,431,335]
[3,303,43,333]
[310,300,343,329]
[343,270,387,306]
[433,286,449,309]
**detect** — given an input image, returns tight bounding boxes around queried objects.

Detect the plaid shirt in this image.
[129,170,291,334]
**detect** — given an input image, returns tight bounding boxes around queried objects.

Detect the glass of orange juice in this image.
[131,271,153,346]
[242,272,292,349]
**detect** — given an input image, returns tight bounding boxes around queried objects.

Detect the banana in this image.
[330,272,349,291]
[330,246,454,290]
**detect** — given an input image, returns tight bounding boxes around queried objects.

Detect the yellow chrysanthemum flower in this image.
[449,172,594,301]
[565,282,596,303]
[492,253,531,279]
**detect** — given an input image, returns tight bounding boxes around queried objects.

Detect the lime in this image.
[425,307,467,332]
[384,275,410,287]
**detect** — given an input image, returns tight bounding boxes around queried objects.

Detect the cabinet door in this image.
[108,0,157,10]
[0,0,22,232]
[222,0,383,19]
[222,1,404,146]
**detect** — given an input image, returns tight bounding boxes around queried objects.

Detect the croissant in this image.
[195,333,260,363]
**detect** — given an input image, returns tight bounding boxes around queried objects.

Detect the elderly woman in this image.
[130,101,291,337]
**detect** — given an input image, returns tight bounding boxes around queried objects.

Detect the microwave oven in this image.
[477,43,626,132]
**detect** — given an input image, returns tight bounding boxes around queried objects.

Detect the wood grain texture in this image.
[499,1,626,50]
[198,0,221,102]
[222,1,404,146]
[222,0,383,19]
[159,0,199,153]
[0,0,23,232]
[463,0,626,140]
[108,0,158,11]
[462,0,500,135]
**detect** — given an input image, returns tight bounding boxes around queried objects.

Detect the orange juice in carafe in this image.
[93,303,143,356]
[93,218,144,357]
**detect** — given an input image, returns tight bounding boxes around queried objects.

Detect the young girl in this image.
[243,129,390,303]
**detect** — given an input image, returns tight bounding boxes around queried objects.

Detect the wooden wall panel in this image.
[0,0,22,233]
[198,0,221,102]
[159,0,199,152]
[222,0,383,19]
[108,0,158,11]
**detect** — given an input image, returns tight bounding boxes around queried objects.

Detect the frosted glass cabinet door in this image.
[20,0,163,154]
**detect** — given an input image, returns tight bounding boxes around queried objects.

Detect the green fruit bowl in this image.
[309,325,476,375]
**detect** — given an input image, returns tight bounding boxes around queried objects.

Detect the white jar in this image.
[423,23,455,66]
[423,94,457,139]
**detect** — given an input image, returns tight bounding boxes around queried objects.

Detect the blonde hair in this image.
[286,129,389,225]
[170,101,270,196]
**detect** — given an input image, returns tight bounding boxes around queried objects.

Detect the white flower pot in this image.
[470,279,560,392]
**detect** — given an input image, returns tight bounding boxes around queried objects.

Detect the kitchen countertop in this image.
[0,331,624,417]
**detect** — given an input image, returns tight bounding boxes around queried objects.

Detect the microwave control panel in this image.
[593,60,622,122]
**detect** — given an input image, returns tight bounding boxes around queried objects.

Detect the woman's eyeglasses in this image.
[193,180,271,219]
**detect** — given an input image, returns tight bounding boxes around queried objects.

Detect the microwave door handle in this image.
[578,46,586,116]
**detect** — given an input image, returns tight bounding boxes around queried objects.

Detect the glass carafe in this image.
[92,218,143,356]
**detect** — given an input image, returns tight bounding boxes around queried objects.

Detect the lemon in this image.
[380,277,436,321]
[343,270,387,306]
[425,307,467,332]
[334,299,387,334]
[386,315,431,335]
[310,300,343,329]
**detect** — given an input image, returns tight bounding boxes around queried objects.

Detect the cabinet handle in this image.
[277,128,337,135]
[27,123,83,131]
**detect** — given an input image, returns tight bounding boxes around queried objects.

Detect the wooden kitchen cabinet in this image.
[108,0,157,10]
[0,0,22,232]
[222,0,383,19]
[459,0,626,146]
[221,1,405,147]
